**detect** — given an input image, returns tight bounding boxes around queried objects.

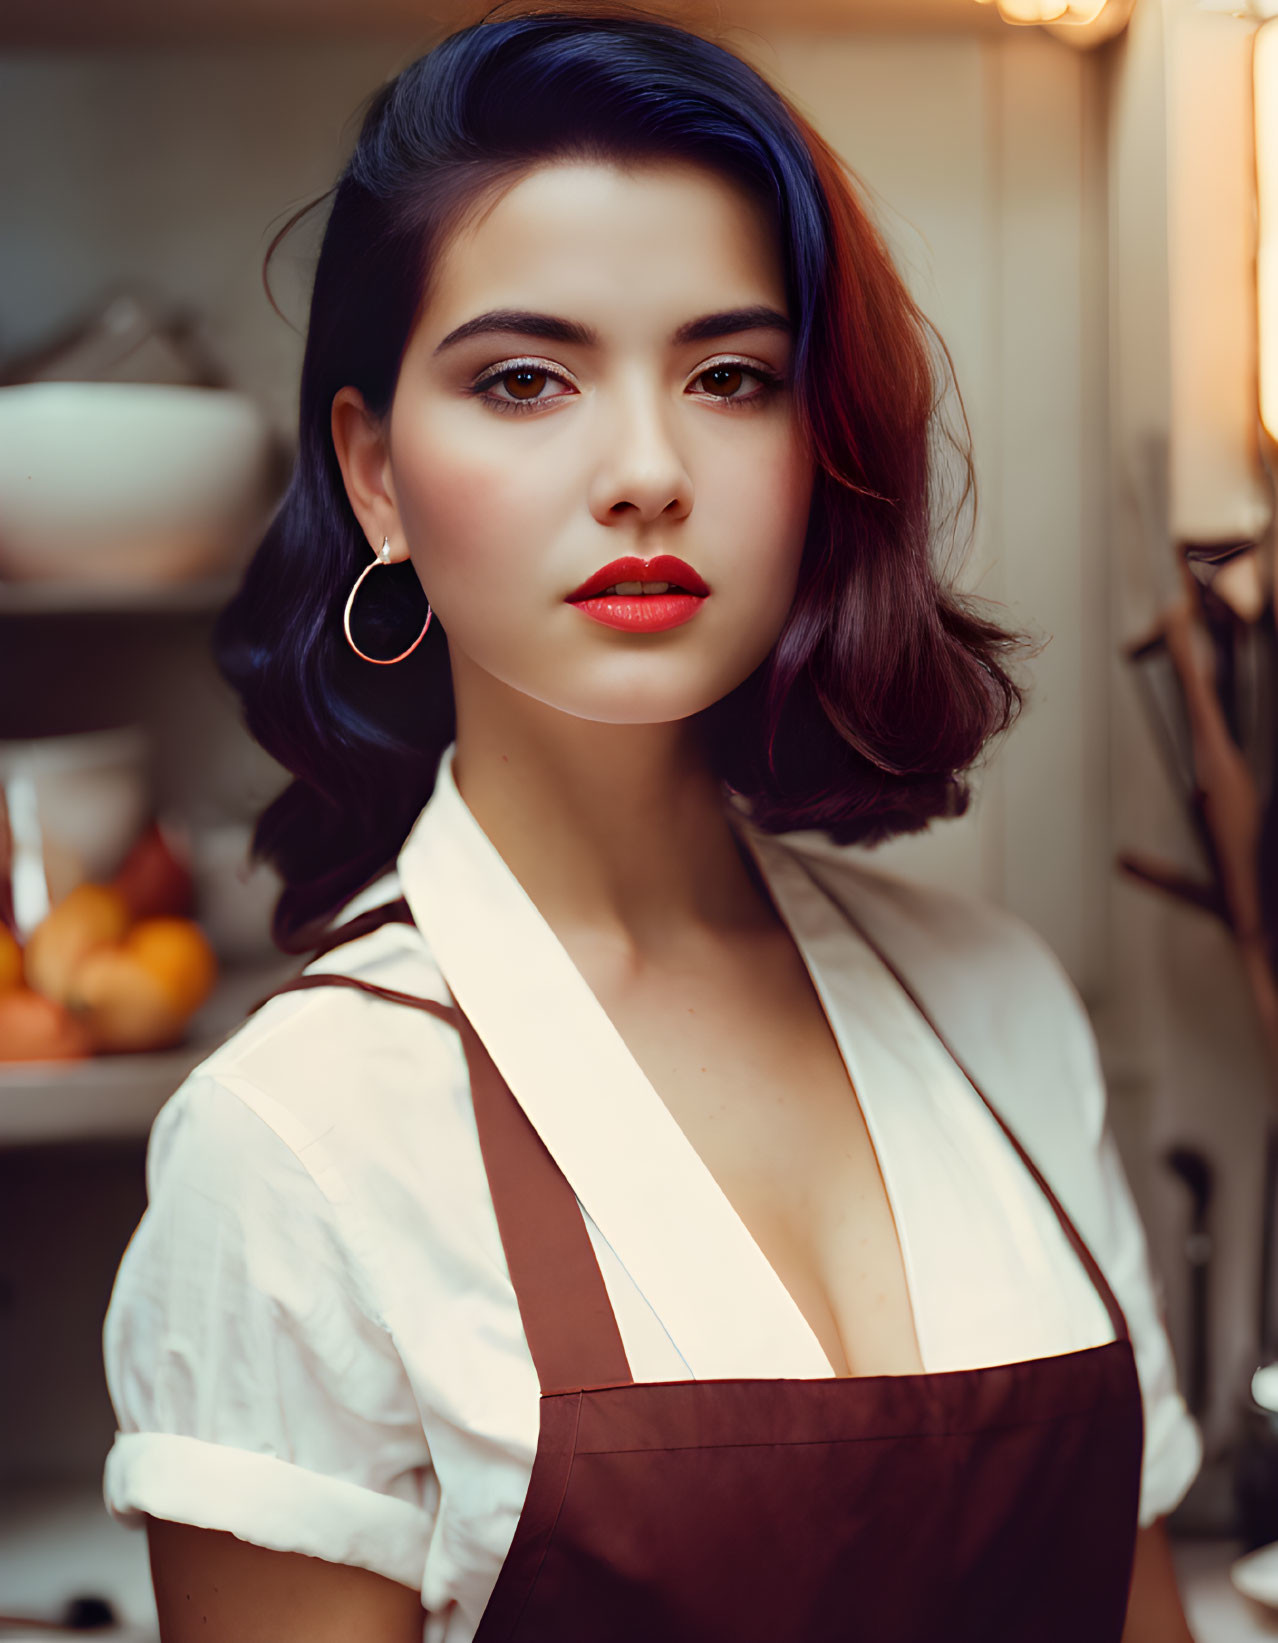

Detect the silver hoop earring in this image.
[343,537,432,665]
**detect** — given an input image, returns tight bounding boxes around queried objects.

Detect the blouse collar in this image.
[396,742,908,1379]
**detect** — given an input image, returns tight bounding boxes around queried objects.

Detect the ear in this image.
[330,387,407,563]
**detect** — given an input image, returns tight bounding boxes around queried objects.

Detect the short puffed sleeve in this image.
[102,1071,436,1590]
[1052,985,1205,1528]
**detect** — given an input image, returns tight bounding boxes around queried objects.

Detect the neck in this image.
[450,691,778,968]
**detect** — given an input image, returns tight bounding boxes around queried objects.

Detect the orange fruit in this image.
[0,987,93,1063]
[24,883,132,1004]
[66,946,187,1055]
[124,917,218,1016]
[0,925,22,995]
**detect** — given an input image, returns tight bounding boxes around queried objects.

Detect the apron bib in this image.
[250,895,1144,1641]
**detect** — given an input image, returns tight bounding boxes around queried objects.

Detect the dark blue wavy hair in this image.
[214,0,1026,951]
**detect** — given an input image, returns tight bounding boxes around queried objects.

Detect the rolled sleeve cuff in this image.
[104,1432,429,1591]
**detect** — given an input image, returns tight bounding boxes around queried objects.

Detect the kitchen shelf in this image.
[0,956,296,1148]
[0,1480,157,1640]
[0,574,240,617]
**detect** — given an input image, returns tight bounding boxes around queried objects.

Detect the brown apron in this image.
[249,895,1145,1641]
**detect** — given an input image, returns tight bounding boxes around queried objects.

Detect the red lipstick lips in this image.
[565,555,710,634]
[567,555,709,602]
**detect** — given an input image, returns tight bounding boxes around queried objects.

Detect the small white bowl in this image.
[0,382,279,587]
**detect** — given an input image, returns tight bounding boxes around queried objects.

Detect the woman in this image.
[103,6,1203,1638]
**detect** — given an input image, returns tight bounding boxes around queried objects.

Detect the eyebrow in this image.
[431,304,792,355]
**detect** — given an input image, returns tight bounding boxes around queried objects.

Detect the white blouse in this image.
[103,743,1202,1642]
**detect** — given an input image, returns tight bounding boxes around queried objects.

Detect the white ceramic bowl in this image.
[0,382,279,586]
[0,726,151,937]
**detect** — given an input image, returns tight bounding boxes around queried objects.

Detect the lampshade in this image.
[1167,5,1272,540]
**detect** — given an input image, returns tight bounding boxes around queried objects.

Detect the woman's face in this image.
[369,158,814,725]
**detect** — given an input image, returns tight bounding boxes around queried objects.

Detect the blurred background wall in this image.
[2,0,1275,1625]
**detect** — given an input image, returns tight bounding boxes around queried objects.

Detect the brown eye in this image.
[699,365,745,398]
[502,368,549,400]
[471,361,575,415]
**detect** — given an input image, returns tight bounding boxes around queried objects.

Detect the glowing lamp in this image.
[1259,20,1278,440]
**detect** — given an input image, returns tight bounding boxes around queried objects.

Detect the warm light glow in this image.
[973,0,1109,21]
[1167,4,1271,539]
[1259,21,1278,439]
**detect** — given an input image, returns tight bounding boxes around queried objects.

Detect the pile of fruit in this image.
[0,820,218,1063]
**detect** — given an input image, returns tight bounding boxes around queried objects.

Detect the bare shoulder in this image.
[146,1518,425,1643]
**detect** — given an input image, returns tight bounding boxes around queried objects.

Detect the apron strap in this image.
[244,901,457,1019]
[832,906,1133,1347]
[455,1006,633,1393]
[245,902,634,1394]
[308,896,416,957]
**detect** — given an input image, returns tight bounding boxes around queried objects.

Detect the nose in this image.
[587,375,694,527]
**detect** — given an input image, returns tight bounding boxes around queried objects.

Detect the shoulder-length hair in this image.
[215,0,1027,953]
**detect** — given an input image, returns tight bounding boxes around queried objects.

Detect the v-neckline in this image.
[398,748,928,1382]
[722,814,929,1376]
